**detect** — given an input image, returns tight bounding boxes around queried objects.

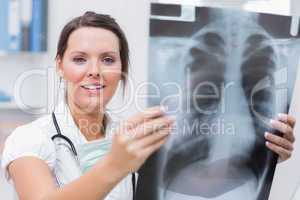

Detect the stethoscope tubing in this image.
[51,112,136,200]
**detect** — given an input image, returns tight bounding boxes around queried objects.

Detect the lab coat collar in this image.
[53,101,115,144]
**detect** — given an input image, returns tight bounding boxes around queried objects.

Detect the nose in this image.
[87,60,100,78]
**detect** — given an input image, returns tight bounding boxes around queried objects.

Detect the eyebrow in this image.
[70,51,119,56]
[70,51,87,56]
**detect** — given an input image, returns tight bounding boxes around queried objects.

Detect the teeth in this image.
[82,84,105,90]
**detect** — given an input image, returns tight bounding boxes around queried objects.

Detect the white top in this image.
[1,102,134,200]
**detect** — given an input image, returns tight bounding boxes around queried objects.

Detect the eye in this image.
[73,57,86,64]
[103,57,115,65]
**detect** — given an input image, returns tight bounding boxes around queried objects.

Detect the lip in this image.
[80,83,106,94]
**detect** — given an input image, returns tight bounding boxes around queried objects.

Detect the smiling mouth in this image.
[81,84,106,90]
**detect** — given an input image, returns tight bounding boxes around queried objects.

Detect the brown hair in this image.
[56,11,129,87]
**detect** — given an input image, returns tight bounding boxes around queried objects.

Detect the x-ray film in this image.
[136,4,300,200]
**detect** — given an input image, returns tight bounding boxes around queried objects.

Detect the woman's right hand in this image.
[105,106,175,178]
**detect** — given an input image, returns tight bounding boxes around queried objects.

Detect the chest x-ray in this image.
[136,4,300,200]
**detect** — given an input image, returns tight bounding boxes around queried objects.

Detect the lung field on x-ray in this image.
[159,11,278,199]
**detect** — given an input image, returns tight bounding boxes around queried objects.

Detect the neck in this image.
[68,101,105,141]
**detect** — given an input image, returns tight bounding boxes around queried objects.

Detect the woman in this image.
[1,12,296,200]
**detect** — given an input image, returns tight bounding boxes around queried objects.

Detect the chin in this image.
[76,97,106,113]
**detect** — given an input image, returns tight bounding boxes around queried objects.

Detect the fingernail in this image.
[168,115,177,121]
[266,141,269,146]
[270,119,275,125]
[161,105,168,113]
[278,113,288,121]
[264,132,269,138]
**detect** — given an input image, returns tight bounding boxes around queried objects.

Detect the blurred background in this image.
[0,0,300,199]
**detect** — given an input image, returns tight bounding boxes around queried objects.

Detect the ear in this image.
[56,56,64,78]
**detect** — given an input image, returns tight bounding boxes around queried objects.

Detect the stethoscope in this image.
[51,112,136,200]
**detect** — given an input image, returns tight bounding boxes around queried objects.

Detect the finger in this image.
[121,106,167,130]
[270,119,295,142]
[115,115,174,143]
[127,127,171,152]
[277,113,296,128]
[130,115,176,140]
[139,136,168,158]
[266,141,292,161]
[264,132,294,151]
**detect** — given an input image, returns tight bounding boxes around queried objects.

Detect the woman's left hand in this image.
[264,113,296,163]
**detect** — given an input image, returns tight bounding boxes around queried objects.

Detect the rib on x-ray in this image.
[136,4,300,200]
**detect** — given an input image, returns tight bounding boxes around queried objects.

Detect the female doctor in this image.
[1,11,297,200]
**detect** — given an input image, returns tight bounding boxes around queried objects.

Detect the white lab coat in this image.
[1,102,134,200]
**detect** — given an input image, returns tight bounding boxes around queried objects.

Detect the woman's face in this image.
[57,27,122,113]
